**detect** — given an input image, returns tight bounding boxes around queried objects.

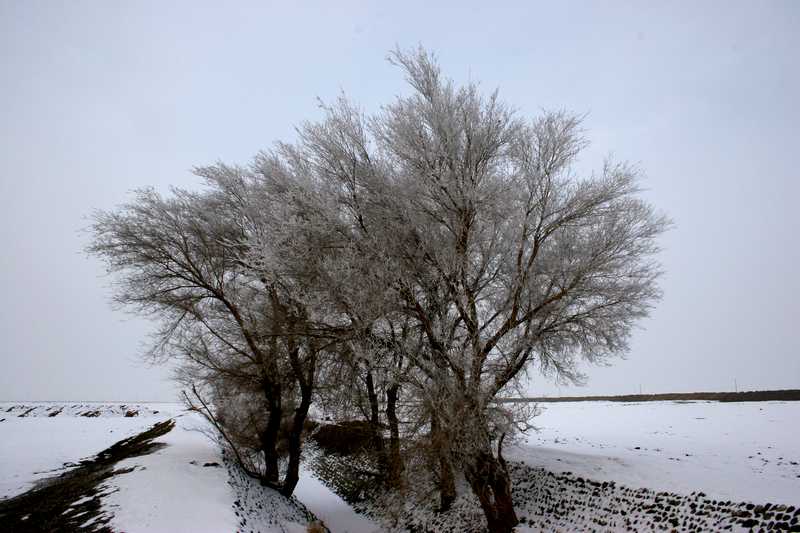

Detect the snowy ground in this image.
[100,413,380,532]
[511,400,800,505]
[308,400,800,532]
[2,399,798,531]
[98,411,243,532]
[0,402,375,532]
[0,402,176,499]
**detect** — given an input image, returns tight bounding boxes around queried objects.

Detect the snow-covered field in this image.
[321,400,800,532]
[0,402,177,499]
[2,399,798,531]
[512,400,800,504]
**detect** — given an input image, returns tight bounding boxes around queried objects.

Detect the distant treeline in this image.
[504,389,800,403]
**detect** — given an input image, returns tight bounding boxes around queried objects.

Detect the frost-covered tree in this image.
[373,49,668,532]
[87,174,341,497]
[270,48,669,531]
[89,46,668,532]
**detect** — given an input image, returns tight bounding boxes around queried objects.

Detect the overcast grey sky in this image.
[1,1,798,401]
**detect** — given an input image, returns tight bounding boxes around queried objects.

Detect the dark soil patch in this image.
[0,419,174,532]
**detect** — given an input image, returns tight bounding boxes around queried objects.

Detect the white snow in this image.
[293,465,382,533]
[6,399,796,531]
[1,402,378,532]
[100,412,241,533]
[100,413,379,532]
[0,402,177,498]
[510,400,800,504]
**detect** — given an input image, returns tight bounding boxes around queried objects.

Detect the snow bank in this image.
[224,458,320,533]
[294,464,382,533]
[99,412,319,533]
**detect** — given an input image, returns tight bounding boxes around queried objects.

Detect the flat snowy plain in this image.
[512,400,800,505]
[1,399,797,531]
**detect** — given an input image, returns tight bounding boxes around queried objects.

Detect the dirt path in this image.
[0,419,174,532]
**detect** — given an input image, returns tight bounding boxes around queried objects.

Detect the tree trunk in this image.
[464,449,518,533]
[430,413,456,511]
[385,383,404,488]
[280,382,313,497]
[366,370,389,472]
[260,381,282,484]
[365,369,387,463]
